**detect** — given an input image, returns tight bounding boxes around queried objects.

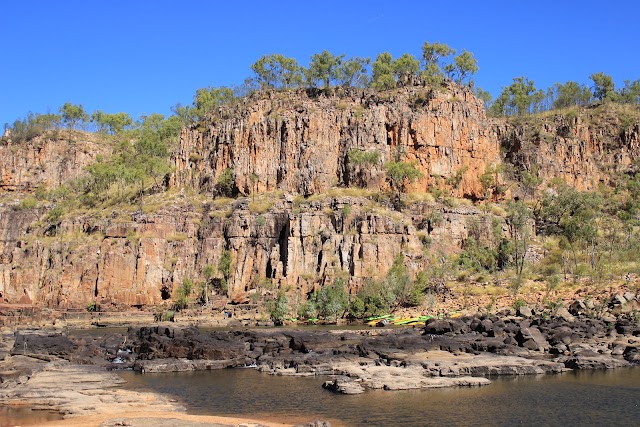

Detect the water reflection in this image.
[0,407,63,427]
[119,367,640,427]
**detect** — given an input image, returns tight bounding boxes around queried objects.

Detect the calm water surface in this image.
[0,407,63,426]
[119,367,640,427]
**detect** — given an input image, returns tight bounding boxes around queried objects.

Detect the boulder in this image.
[610,294,627,308]
[322,377,365,394]
[568,299,587,316]
[515,327,549,352]
[517,306,533,317]
[424,319,454,335]
[554,307,575,322]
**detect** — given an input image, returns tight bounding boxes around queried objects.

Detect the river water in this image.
[118,367,640,427]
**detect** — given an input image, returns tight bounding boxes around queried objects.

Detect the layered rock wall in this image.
[2,89,638,309]
[171,85,500,199]
[497,106,640,191]
[0,194,487,307]
[0,131,111,192]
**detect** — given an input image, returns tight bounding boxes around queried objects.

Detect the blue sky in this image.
[1,0,638,126]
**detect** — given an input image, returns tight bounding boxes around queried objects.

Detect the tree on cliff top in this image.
[551,81,592,109]
[305,50,344,89]
[91,111,133,134]
[392,53,420,86]
[590,72,617,102]
[251,54,303,90]
[60,102,89,130]
[337,56,370,88]
[490,77,545,116]
[421,41,455,84]
[453,50,478,85]
[371,52,396,90]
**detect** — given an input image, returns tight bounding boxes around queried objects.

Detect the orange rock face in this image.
[171,85,500,200]
[496,106,640,192]
[1,90,636,310]
[0,131,111,192]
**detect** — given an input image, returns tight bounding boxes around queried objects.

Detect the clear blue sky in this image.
[1,0,638,126]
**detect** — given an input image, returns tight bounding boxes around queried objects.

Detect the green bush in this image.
[297,299,318,320]
[18,196,38,210]
[347,295,365,319]
[513,298,527,311]
[173,278,193,311]
[267,293,289,325]
[311,279,348,322]
[47,205,65,223]
[215,168,235,197]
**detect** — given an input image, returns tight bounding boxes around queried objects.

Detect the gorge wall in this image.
[170,84,500,199]
[0,131,111,192]
[497,105,640,192]
[0,87,638,309]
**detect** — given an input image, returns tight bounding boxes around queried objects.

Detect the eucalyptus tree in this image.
[305,50,344,88]
[392,53,420,86]
[371,52,396,90]
[453,50,478,85]
[251,54,303,90]
[337,57,370,88]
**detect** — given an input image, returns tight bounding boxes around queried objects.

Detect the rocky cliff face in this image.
[497,105,640,191]
[171,84,500,200]
[1,89,637,310]
[0,191,486,308]
[0,131,111,192]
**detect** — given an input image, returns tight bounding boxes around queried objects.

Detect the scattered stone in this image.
[322,377,365,394]
[517,306,533,317]
[554,307,575,322]
[568,300,587,316]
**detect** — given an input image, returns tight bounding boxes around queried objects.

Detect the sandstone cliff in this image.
[171,84,500,199]
[1,88,638,310]
[0,131,112,192]
[0,191,487,308]
[497,104,640,192]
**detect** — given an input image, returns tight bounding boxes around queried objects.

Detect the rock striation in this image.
[0,191,489,307]
[497,105,640,192]
[0,88,638,309]
[171,85,500,199]
[0,131,111,192]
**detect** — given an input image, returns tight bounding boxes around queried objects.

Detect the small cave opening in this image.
[266,259,273,279]
[316,251,323,273]
[160,286,171,300]
[278,223,289,277]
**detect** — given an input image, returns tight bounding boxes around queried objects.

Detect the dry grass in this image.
[406,191,435,204]
[249,198,275,214]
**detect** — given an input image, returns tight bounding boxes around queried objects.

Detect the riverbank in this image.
[0,331,311,427]
[1,295,639,425]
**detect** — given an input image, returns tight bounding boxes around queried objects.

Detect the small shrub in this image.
[47,205,65,223]
[154,310,175,322]
[86,302,97,312]
[347,295,365,319]
[249,198,273,214]
[215,168,235,197]
[513,298,527,311]
[267,293,290,325]
[173,278,193,311]
[18,196,38,210]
